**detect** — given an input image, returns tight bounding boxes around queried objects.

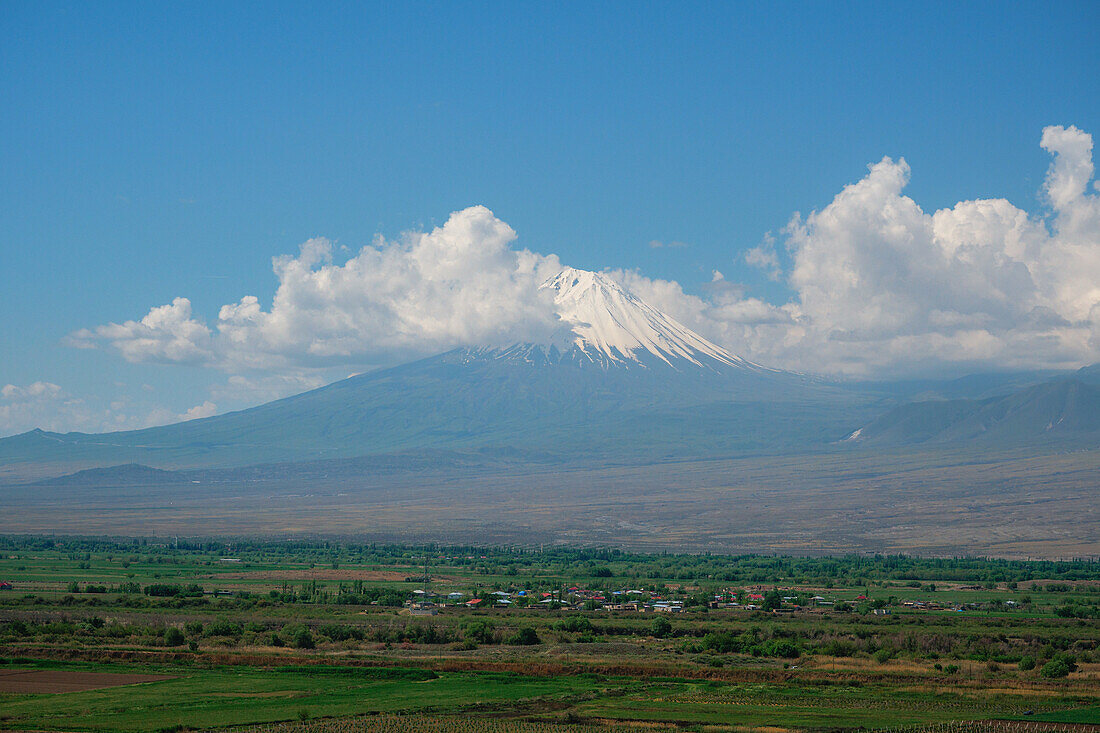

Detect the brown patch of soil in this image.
[0,669,173,693]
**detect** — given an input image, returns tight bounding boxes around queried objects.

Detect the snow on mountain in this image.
[540,266,760,370]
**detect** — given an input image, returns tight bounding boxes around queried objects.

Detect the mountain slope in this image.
[850,377,1100,447]
[0,267,874,480]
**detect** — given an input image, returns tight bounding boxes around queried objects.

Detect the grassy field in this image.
[0,538,1097,732]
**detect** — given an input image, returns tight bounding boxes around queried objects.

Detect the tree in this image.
[292,628,315,649]
[651,616,672,638]
[1040,659,1071,678]
[164,627,185,646]
[762,590,782,611]
[462,618,495,645]
[506,627,540,645]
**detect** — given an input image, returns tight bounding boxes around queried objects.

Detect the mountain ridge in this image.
[848,375,1100,447]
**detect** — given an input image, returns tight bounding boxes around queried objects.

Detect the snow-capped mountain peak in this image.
[539,266,755,369]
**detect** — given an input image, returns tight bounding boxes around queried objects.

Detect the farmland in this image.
[0,537,1098,732]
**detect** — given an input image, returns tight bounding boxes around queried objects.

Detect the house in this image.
[0,581,12,590]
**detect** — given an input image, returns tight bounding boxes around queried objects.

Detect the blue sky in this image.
[2,1,1099,435]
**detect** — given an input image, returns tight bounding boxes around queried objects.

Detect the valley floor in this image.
[3,447,1099,558]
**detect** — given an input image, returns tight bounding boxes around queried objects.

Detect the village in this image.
[405,582,984,616]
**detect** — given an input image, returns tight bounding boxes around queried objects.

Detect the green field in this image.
[0,537,1097,732]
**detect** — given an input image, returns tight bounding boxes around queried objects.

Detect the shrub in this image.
[164,627,185,646]
[292,628,315,649]
[462,619,495,644]
[557,616,593,633]
[651,616,672,638]
[819,638,856,657]
[765,640,801,659]
[1040,659,1071,678]
[205,621,242,637]
[506,627,540,645]
[701,631,741,653]
[1019,655,1036,671]
[873,648,893,664]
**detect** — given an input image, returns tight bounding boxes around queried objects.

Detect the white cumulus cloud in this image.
[612,125,1100,376]
[71,126,1100,381]
[73,206,566,371]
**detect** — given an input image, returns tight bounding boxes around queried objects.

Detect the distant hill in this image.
[33,463,190,487]
[849,377,1100,447]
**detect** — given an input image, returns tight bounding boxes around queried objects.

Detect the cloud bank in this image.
[72,126,1100,382]
[622,125,1100,375]
[0,381,218,436]
[71,206,566,372]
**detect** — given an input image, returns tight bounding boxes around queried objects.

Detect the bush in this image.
[701,631,741,654]
[651,616,672,638]
[506,627,540,645]
[873,648,893,664]
[819,638,856,656]
[292,628,315,649]
[1019,655,1036,671]
[765,640,801,659]
[164,627,185,646]
[1040,659,1071,678]
[461,618,495,644]
[204,621,242,638]
[557,616,592,633]
[318,624,363,642]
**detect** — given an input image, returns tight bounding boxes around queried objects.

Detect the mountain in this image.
[541,267,764,371]
[848,376,1100,447]
[0,268,875,482]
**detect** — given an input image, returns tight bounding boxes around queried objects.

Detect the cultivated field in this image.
[0,538,1097,732]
